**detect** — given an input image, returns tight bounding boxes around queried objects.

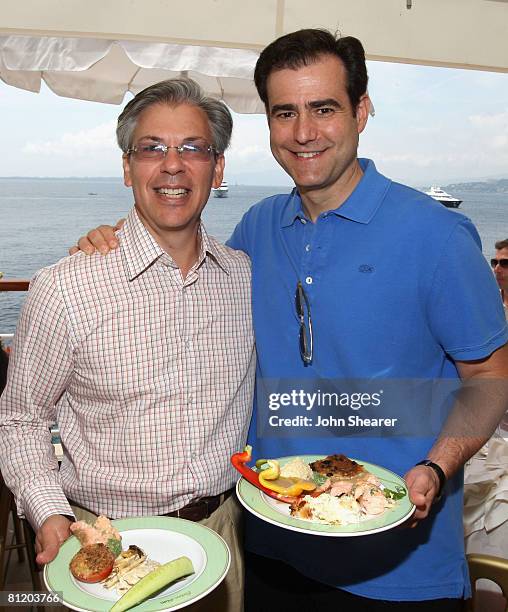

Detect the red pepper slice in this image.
[231,446,299,505]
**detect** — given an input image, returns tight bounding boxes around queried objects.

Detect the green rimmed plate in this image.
[237,455,415,536]
[44,516,230,611]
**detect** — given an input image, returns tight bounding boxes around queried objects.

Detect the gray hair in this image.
[117,78,233,154]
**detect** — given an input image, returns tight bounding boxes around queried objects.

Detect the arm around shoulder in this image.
[70,218,125,256]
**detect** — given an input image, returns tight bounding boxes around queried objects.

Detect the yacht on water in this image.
[424,186,462,208]
[212,180,229,198]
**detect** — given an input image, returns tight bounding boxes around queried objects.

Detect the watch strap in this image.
[416,460,446,499]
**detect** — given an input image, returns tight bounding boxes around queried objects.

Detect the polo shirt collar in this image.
[332,159,391,224]
[280,188,305,228]
[120,208,229,280]
[280,158,391,227]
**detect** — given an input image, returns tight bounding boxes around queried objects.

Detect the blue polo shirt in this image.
[228,159,508,601]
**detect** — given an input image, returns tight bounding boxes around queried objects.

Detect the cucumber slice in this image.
[110,556,194,612]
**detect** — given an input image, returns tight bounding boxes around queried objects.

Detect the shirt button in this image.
[305,276,313,285]
[305,244,311,252]
[300,218,307,224]
[190,452,198,460]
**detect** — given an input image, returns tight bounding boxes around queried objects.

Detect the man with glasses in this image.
[0,79,255,611]
[491,239,508,318]
[72,29,508,611]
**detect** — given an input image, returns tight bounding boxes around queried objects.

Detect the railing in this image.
[0,279,29,292]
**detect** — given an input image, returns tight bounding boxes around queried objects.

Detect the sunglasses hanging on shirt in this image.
[295,281,313,364]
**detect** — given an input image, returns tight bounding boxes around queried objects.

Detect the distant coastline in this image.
[415,178,508,194]
[442,179,508,194]
[1,176,507,193]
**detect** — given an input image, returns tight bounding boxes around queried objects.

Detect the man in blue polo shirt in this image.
[229,30,508,611]
[74,29,508,611]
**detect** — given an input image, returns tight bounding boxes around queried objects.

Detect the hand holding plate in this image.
[35,514,73,565]
[403,465,440,527]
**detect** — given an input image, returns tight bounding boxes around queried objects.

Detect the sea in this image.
[1,178,507,337]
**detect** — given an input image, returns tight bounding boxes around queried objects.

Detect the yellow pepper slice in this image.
[256,459,316,496]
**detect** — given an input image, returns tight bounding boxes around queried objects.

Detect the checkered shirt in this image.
[0,209,255,529]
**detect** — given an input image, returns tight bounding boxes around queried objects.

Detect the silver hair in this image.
[116,78,233,154]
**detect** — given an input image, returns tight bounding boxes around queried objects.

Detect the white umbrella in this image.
[0,36,264,112]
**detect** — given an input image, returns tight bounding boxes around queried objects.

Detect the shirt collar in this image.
[280,158,392,227]
[280,188,305,228]
[199,225,231,275]
[121,209,164,280]
[120,208,230,281]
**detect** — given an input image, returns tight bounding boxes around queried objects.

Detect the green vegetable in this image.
[312,472,328,487]
[107,537,122,558]
[383,485,407,501]
[110,556,194,612]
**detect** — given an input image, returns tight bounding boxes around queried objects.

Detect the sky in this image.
[1,61,507,188]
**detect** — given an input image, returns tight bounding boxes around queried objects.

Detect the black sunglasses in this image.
[295,281,313,364]
[490,259,508,269]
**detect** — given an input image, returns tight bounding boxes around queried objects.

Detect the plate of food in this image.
[232,447,415,536]
[44,515,230,611]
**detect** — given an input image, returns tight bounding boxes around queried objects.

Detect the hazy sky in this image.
[1,60,507,188]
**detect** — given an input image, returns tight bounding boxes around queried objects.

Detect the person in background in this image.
[492,238,508,318]
[71,29,508,611]
[0,78,255,612]
[463,239,508,612]
[491,239,508,433]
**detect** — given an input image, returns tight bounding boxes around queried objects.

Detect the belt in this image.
[164,489,234,522]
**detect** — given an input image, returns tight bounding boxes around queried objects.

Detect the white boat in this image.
[425,186,462,208]
[212,180,229,198]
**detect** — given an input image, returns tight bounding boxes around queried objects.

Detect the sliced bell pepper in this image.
[231,446,302,504]
[255,459,316,496]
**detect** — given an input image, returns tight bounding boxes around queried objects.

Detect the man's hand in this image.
[403,464,441,528]
[68,218,125,256]
[35,514,73,565]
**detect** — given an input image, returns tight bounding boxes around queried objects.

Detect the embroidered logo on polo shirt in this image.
[358,264,374,273]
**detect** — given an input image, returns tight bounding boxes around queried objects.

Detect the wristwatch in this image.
[415,460,446,500]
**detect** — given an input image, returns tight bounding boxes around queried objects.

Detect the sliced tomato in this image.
[70,543,115,583]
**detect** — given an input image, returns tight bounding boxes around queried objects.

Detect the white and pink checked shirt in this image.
[0,209,255,529]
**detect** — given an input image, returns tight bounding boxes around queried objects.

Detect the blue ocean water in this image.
[0,177,506,335]
[0,179,285,334]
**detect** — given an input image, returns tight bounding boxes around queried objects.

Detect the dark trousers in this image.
[245,551,465,612]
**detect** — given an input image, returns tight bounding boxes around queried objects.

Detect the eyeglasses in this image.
[126,138,216,162]
[490,258,508,269]
[295,281,313,364]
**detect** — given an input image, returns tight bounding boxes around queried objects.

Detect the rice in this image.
[301,493,362,525]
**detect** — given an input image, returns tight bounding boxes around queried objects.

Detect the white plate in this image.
[237,455,415,537]
[44,516,230,611]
